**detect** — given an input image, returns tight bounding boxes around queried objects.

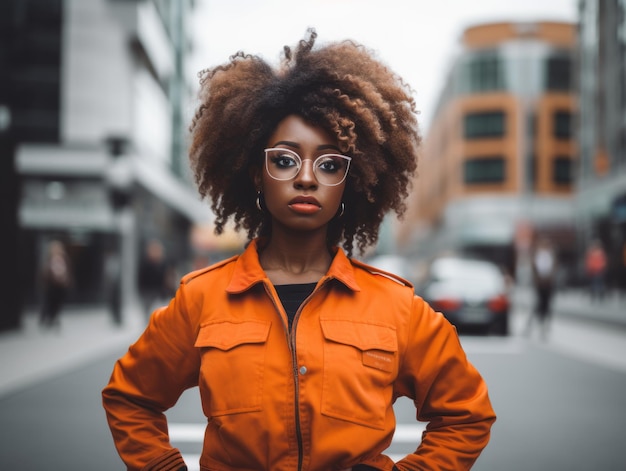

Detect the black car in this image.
[417,256,510,336]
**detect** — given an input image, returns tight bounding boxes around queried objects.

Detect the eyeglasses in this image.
[264,148,352,186]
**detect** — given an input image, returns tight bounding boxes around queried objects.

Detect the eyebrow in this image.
[272,140,341,152]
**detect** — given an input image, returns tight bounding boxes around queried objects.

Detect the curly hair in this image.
[189,28,420,257]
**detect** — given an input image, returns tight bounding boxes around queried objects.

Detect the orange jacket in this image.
[102,239,495,471]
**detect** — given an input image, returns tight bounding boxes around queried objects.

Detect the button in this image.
[299,366,307,375]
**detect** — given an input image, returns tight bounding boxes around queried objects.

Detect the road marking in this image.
[393,423,426,441]
[171,422,425,469]
[180,452,411,470]
[170,423,425,443]
[180,454,201,471]
[180,452,410,470]
[169,423,205,441]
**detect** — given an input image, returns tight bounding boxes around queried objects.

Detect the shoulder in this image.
[181,254,239,285]
[348,259,430,326]
[350,258,414,290]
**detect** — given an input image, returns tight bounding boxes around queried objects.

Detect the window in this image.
[464,111,506,139]
[2,0,63,143]
[464,157,506,184]
[553,111,572,139]
[553,156,573,184]
[463,52,505,93]
[546,56,572,91]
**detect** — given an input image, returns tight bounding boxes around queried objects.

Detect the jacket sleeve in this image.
[102,283,200,471]
[393,295,496,470]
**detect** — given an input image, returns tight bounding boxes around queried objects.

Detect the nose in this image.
[294,158,318,189]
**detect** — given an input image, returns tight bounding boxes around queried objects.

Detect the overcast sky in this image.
[191,0,577,131]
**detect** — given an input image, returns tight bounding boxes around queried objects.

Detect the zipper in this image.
[262,282,303,469]
[264,277,331,471]
[291,277,331,471]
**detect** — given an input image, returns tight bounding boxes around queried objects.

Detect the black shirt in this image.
[274,283,317,329]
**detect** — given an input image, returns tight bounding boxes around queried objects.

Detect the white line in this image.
[182,452,408,469]
[169,423,205,441]
[181,454,201,471]
[173,423,424,469]
[392,423,425,442]
[170,423,425,444]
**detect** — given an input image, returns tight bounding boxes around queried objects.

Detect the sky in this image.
[191,0,578,131]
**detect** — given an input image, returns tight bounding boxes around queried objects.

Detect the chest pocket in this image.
[320,319,398,430]
[195,320,271,416]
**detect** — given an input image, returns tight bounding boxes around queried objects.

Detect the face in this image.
[256,114,347,235]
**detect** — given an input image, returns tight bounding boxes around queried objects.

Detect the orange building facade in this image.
[402,21,577,281]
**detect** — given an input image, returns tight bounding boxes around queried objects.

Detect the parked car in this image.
[416,256,510,336]
[364,254,414,282]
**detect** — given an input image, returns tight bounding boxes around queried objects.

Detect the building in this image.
[401,21,578,283]
[0,0,209,329]
[577,0,626,289]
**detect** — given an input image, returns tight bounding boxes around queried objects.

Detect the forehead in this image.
[268,115,337,148]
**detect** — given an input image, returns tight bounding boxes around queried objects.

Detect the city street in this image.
[2,2,622,471]
[0,293,624,470]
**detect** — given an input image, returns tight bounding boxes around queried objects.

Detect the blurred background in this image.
[1,0,623,329]
[0,0,625,469]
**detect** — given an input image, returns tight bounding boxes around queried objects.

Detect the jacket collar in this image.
[226,238,361,294]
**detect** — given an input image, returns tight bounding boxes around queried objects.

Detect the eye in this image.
[271,152,299,169]
[316,155,345,174]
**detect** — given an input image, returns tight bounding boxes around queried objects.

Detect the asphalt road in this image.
[1,309,624,470]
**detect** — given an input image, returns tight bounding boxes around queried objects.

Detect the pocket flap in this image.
[195,320,271,350]
[320,319,397,352]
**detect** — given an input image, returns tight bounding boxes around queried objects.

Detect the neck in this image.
[259,230,333,284]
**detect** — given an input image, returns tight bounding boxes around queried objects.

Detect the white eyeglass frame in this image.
[264,148,352,186]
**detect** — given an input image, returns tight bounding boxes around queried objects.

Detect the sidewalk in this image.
[0,305,145,398]
[512,286,626,328]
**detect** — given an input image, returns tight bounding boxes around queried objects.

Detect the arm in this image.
[102,285,200,471]
[394,296,496,470]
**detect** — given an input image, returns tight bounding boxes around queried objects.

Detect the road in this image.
[0,307,624,470]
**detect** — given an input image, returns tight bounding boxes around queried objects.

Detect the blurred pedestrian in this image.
[526,237,557,340]
[103,30,495,471]
[39,240,72,330]
[137,238,170,318]
[585,239,607,301]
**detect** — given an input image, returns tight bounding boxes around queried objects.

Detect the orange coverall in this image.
[102,239,496,470]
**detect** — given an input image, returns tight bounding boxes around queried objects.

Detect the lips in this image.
[288,196,321,214]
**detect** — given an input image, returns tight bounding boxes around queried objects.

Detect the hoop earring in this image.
[336,202,345,219]
[256,191,264,212]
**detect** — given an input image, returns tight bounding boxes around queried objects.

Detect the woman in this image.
[103,30,495,471]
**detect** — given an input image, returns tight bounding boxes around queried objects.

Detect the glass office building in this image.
[2,0,206,324]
